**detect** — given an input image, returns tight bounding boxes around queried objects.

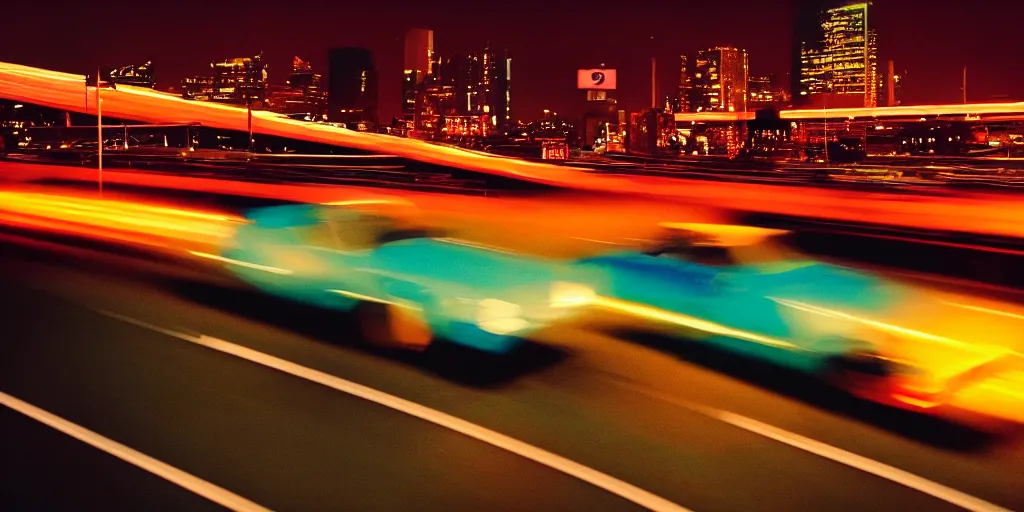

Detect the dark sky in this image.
[4,0,1023,121]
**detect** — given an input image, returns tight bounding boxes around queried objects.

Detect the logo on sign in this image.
[577,69,616,90]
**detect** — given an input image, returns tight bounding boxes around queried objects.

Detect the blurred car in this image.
[210,202,595,354]
[575,223,1024,423]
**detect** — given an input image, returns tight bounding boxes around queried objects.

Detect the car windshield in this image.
[376,226,445,244]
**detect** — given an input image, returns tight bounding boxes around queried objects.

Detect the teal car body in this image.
[575,224,909,375]
[217,203,591,354]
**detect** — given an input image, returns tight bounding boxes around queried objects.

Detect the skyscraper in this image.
[483,46,512,130]
[266,56,327,115]
[327,47,378,129]
[420,55,459,136]
[403,28,434,129]
[453,45,511,134]
[675,55,691,113]
[796,1,878,108]
[691,47,749,113]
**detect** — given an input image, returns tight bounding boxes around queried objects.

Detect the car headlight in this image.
[476,299,530,335]
[550,281,596,308]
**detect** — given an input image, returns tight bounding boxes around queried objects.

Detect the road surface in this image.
[1,234,1022,511]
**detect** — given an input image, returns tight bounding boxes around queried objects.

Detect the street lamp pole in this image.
[823,95,828,163]
[822,85,832,164]
[96,66,103,196]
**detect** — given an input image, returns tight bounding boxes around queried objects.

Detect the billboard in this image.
[577,69,617,90]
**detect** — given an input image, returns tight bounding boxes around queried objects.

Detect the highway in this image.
[4,61,1024,218]
[2,229,1022,511]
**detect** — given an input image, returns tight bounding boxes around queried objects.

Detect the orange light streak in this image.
[0,191,242,248]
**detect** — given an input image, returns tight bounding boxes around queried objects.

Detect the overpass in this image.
[674,102,1024,123]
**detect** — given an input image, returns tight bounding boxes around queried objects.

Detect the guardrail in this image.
[575,154,1024,193]
[2,149,559,196]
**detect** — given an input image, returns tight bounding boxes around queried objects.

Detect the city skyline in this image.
[3,0,1023,122]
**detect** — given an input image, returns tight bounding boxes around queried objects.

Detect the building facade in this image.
[673,55,691,113]
[182,54,265,104]
[110,61,155,88]
[211,54,267,104]
[327,47,378,129]
[796,1,878,108]
[480,45,511,131]
[691,47,749,113]
[416,43,511,138]
[265,56,327,116]
[403,28,434,129]
[748,75,791,110]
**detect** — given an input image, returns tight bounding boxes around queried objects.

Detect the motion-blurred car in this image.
[576,223,1024,423]
[209,202,595,354]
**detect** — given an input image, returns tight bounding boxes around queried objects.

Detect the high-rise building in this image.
[674,55,691,113]
[266,56,327,116]
[210,54,267,104]
[791,0,831,102]
[420,56,459,135]
[448,45,511,134]
[796,1,878,108]
[483,46,512,130]
[691,47,749,113]
[403,28,434,129]
[327,47,378,129]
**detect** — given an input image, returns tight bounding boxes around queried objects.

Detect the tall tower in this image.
[692,47,749,113]
[403,28,434,129]
[795,1,877,108]
[676,55,691,113]
[327,47,378,129]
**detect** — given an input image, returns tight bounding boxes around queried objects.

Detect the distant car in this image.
[210,202,595,354]
[575,223,1024,423]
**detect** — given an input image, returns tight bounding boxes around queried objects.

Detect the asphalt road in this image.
[1,239,1023,511]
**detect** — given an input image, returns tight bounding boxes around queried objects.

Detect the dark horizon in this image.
[4,0,1023,122]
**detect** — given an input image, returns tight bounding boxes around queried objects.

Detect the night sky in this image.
[4,0,1023,122]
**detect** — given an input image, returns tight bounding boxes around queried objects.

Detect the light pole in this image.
[96,66,103,196]
[962,65,968,104]
[247,96,254,155]
[650,36,657,109]
[822,96,827,163]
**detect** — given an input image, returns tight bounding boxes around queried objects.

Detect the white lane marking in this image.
[0,391,270,512]
[597,375,1012,512]
[98,310,691,512]
[706,410,1012,512]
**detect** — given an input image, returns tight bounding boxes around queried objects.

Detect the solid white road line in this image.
[0,391,270,512]
[98,310,692,512]
[598,375,1012,512]
[706,410,1012,512]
